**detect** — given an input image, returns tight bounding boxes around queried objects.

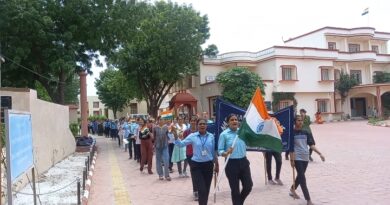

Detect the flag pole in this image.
[290,152,296,200]
[213,134,239,203]
[213,171,217,203]
[263,152,267,185]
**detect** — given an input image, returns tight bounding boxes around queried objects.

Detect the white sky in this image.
[87,0,390,95]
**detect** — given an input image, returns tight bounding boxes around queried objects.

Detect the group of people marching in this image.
[102,108,325,205]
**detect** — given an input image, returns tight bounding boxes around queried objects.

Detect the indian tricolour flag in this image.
[161,110,173,119]
[238,88,283,152]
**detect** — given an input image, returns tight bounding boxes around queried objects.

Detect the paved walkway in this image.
[88,121,390,205]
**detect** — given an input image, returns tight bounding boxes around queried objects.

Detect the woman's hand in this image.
[222,147,234,157]
[214,162,219,174]
[226,147,234,155]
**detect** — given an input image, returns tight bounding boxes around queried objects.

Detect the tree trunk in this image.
[56,68,66,104]
[147,98,159,118]
[113,108,117,119]
[150,105,159,119]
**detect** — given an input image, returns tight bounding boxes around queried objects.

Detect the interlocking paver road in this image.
[88,121,390,205]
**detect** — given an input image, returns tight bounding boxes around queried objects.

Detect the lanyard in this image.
[198,133,208,150]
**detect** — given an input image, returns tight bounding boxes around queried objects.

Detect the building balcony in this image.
[203,46,390,65]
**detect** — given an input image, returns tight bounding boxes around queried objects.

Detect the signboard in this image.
[5,110,34,182]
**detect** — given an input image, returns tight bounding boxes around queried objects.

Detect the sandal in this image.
[289,191,300,199]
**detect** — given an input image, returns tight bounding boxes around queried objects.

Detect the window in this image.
[205,76,216,83]
[321,68,330,80]
[93,111,100,116]
[265,101,272,111]
[334,69,341,81]
[348,44,360,53]
[350,70,362,84]
[130,103,138,114]
[372,45,379,53]
[187,76,193,88]
[317,100,329,112]
[209,96,218,118]
[328,42,336,50]
[281,66,297,80]
[279,100,292,110]
[93,101,99,108]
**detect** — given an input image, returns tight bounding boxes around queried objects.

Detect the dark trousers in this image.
[187,155,198,193]
[225,157,253,205]
[292,160,311,201]
[127,135,133,158]
[131,138,136,159]
[140,139,153,171]
[191,161,213,205]
[265,152,282,180]
[104,127,110,137]
[168,143,174,170]
[110,129,118,140]
[135,144,141,161]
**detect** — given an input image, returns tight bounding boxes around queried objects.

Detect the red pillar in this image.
[79,71,88,137]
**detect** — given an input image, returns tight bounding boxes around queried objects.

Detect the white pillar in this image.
[367,63,372,84]
[368,40,371,51]
[345,63,350,74]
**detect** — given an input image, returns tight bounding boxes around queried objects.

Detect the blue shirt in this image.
[218,128,247,159]
[110,121,117,130]
[129,122,139,135]
[174,131,216,163]
[122,122,130,138]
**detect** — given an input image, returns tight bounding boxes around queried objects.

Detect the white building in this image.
[176,27,390,121]
[77,96,148,119]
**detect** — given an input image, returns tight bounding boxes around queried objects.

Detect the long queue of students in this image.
[100,112,325,205]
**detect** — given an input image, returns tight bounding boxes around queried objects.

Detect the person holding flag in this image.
[217,87,283,205]
[218,114,253,205]
[289,115,325,205]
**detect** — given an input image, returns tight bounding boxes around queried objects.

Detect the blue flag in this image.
[213,98,294,152]
[273,106,295,152]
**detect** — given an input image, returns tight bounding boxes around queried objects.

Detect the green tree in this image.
[203,44,219,58]
[106,1,210,117]
[216,67,266,108]
[95,68,138,119]
[373,71,390,83]
[0,0,111,104]
[335,71,358,103]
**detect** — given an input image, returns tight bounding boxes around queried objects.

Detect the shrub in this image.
[69,123,80,137]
